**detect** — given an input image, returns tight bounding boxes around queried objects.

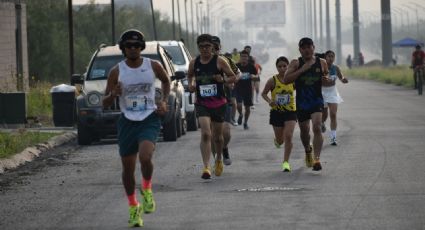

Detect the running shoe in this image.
[142,189,156,214]
[214,160,224,176]
[201,167,211,179]
[223,148,232,165]
[321,122,326,133]
[237,115,243,125]
[243,123,249,130]
[231,118,238,126]
[128,205,143,227]
[274,138,281,148]
[282,161,291,172]
[330,137,338,146]
[312,160,322,171]
[305,145,314,168]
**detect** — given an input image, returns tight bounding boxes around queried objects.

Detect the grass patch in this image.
[27,81,54,126]
[0,130,58,159]
[343,65,414,88]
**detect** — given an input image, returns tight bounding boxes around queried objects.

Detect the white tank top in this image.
[118,58,157,121]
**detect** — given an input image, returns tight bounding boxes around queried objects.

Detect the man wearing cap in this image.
[283,37,330,171]
[187,34,236,179]
[103,29,170,227]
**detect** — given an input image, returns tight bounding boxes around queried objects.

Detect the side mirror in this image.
[173,71,186,81]
[71,74,84,86]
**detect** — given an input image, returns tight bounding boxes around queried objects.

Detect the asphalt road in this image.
[1,78,425,230]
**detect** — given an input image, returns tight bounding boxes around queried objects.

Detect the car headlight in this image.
[86,91,102,107]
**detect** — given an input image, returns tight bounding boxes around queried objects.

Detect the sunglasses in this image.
[198,44,212,49]
[124,42,143,49]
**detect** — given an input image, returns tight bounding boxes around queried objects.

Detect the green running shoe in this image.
[281,161,291,172]
[128,205,143,227]
[142,189,156,214]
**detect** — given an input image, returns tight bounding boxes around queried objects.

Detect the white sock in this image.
[330,130,336,139]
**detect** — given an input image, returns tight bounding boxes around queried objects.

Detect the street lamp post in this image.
[150,0,157,40]
[172,0,176,40]
[111,0,115,44]
[185,0,189,44]
[68,0,74,76]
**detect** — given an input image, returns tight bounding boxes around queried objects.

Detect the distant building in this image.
[0,0,29,92]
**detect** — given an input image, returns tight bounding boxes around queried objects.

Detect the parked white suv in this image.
[159,41,197,131]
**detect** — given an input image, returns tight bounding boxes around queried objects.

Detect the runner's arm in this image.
[261,77,275,106]
[217,56,236,84]
[151,60,170,102]
[320,58,331,84]
[102,65,120,108]
[336,65,348,83]
[187,59,196,92]
[283,59,301,84]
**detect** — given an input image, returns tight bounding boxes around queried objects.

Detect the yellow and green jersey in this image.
[271,75,296,112]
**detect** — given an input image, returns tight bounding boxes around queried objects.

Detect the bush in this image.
[0,130,57,159]
[343,65,414,88]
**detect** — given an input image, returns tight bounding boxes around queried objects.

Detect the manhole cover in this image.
[236,186,303,192]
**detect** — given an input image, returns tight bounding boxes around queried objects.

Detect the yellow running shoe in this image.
[128,205,143,227]
[305,145,314,168]
[201,167,211,179]
[142,189,156,214]
[282,161,291,172]
[214,160,224,176]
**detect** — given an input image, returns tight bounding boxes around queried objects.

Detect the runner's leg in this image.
[311,112,324,159]
[283,120,296,162]
[198,117,212,168]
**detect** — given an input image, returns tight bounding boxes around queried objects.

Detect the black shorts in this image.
[195,104,226,123]
[296,106,323,123]
[236,91,253,106]
[269,110,297,127]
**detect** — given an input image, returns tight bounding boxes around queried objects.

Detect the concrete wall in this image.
[0,0,29,93]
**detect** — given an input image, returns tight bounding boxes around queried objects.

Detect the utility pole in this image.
[313,0,318,40]
[191,0,195,47]
[150,0,157,40]
[335,0,342,65]
[68,0,74,76]
[381,0,392,67]
[353,0,360,65]
[319,0,323,47]
[177,0,182,39]
[325,0,331,50]
[172,0,176,40]
[111,0,115,44]
[185,0,189,44]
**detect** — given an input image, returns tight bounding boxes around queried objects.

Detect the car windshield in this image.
[163,46,186,65]
[87,55,123,80]
[87,54,161,80]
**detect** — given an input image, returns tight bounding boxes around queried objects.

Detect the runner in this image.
[261,56,297,172]
[102,29,170,227]
[252,62,262,104]
[231,48,240,63]
[187,34,236,179]
[411,45,425,89]
[321,50,348,145]
[235,50,258,130]
[212,36,240,165]
[283,37,330,171]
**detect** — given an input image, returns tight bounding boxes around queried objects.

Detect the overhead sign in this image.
[245,1,286,26]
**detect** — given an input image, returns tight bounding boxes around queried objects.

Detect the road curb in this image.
[0,131,77,174]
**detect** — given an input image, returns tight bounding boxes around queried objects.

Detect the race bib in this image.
[330,75,337,81]
[199,84,217,97]
[276,94,290,106]
[125,95,152,111]
[241,72,251,80]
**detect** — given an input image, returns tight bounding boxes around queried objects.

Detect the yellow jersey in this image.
[271,75,296,112]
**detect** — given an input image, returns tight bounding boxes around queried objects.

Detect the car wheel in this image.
[77,123,92,145]
[187,111,198,131]
[162,110,177,142]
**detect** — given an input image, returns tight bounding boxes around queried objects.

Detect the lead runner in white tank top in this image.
[118,57,157,121]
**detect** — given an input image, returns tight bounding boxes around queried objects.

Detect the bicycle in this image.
[413,66,424,95]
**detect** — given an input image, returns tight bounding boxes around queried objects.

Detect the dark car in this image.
[71,42,186,145]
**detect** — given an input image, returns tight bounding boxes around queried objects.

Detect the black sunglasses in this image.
[124,42,143,49]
